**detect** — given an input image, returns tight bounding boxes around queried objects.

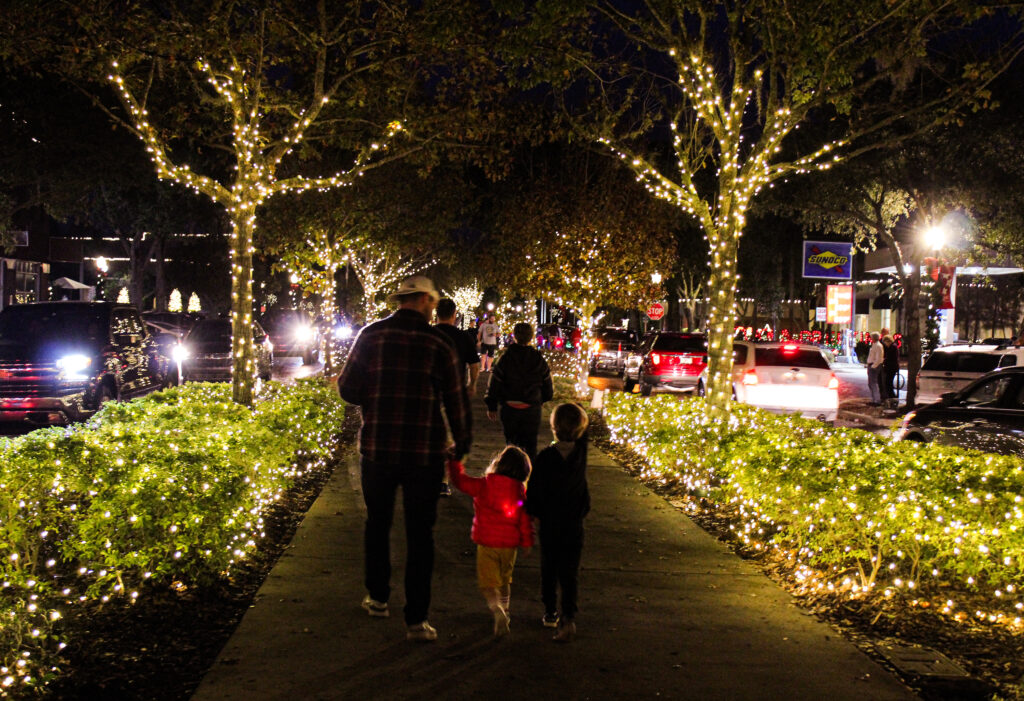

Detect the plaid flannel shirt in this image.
[337,308,472,466]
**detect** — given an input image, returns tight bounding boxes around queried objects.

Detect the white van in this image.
[917,344,1024,405]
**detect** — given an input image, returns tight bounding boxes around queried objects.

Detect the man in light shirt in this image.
[865,331,884,406]
[478,315,501,372]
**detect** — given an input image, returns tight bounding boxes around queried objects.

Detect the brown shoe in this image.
[552,620,576,642]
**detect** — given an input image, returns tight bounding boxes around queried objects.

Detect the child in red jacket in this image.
[448,446,534,637]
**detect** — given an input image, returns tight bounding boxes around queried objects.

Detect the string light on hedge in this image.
[601,392,1024,631]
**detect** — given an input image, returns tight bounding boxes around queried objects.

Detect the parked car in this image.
[0,301,170,426]
[697,341,839,422]
[623,332,707,396]
[916,344,1024,405]
[589,328,639,376]
[180,319,273,382]
[538,324,566,350]
[261,308,320,364]
[895,366,1024,456]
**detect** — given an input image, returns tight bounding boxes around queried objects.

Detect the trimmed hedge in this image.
[603,393,1024,627]
[0,380,345,694]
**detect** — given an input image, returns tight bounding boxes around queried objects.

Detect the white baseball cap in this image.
[387,275,440,304]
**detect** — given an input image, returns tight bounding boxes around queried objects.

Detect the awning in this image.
[52,277,93,290]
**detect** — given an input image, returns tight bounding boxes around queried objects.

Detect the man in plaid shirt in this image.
[338,275,472,642]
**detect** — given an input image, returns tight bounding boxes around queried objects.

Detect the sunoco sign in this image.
[802,240,853,280]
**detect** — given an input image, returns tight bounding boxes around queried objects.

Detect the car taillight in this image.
[743,369,759,385]
[827,374,839,390]
[594,341,602,353]
[782,343,799,353]
[554,338,564,348]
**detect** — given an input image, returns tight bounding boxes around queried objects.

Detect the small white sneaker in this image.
[406,621,438,641]
[361,594,389,618]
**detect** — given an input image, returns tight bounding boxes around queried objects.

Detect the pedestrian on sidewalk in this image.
[447,447,534,637]
[865,332,883,406]
[526,402,590,643]
[435,298,482,497]
[485,322,554,461]
[478,315,501,372]
[337,275,472,642]
[881,334,900,408]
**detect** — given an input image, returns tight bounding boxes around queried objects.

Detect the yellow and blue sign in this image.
[802,240,853,279]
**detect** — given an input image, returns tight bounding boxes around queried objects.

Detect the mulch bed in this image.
[590,414,1024,701]
[42,410,359,700]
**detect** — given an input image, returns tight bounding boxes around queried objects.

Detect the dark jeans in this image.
[540,522,584,620]
[498,403,542,461]
[361,459,444,625]
[882,368,898,400]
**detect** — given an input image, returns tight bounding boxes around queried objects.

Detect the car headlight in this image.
[172,344,190,363]
[56,354,92,380]
[294,325,315,343]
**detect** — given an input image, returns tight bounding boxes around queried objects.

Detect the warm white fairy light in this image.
[107,58,406,405]
[443,281,484,328]
[526,228,668,397]
[346,241,433,321]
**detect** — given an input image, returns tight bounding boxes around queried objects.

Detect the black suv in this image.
[0,302,170,426]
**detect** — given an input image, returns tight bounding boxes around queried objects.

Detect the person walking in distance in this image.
[881,334,900,409]
[865,332,883,406]
[337,275,472,642]
[527,403,590,642]
[434,297,482,497]
[447,447,534,637]
[478,315,501,372]
[485,322,553,462]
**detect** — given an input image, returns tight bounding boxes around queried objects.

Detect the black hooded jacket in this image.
[485,344,553,410]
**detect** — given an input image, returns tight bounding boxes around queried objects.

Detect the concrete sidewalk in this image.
[192,382,916,701]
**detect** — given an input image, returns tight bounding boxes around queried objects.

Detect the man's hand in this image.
[486,410,497,422]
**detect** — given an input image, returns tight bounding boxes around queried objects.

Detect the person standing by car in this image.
[485,322,553,461]
[434,297,482,497]
[865,332,883,406]
[881,334,900,408]
[478,315,501,372]
[337,275,472,642]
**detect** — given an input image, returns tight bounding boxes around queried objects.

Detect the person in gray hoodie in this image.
[485,322,553,461]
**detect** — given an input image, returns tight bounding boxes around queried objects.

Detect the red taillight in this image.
[651,352,661,365]
[827,374,839,390]
[554,338,564,348]
[782,343,799,353]
[743,369,759,385]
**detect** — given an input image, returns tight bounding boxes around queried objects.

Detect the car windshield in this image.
[188,321,232,343]
[922,351,1001,373]
[652,335,706,352]
[0,305,108,344]
[263,310,308,328]
[597,330,636,343]
[755,347,830,369]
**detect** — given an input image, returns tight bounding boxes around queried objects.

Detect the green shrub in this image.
[603,393,1024,626]
[0,379,345,695]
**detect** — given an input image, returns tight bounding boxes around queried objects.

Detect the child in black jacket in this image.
[526,402,589,642]
[485,322,553,461]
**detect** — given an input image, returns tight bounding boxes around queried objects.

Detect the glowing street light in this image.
[487,302,495,311]
[651,271,663,284]
[924,225,947,251]
[95,256,109,273]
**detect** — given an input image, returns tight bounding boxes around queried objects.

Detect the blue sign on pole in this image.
[802,240,853,279]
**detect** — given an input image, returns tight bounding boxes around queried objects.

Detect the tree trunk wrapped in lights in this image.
[583,1,1020,416]
[107,41,409,404]
[346,241,433,323]
[444,281,484,328]
[528,228,668,397]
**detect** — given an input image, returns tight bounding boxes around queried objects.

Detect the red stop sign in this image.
[646,302,665,320]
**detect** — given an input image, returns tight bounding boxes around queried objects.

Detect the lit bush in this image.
[0,379,345,694]
[603,393,1024,627]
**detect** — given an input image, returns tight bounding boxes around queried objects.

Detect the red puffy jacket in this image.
[448,460,534,549]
